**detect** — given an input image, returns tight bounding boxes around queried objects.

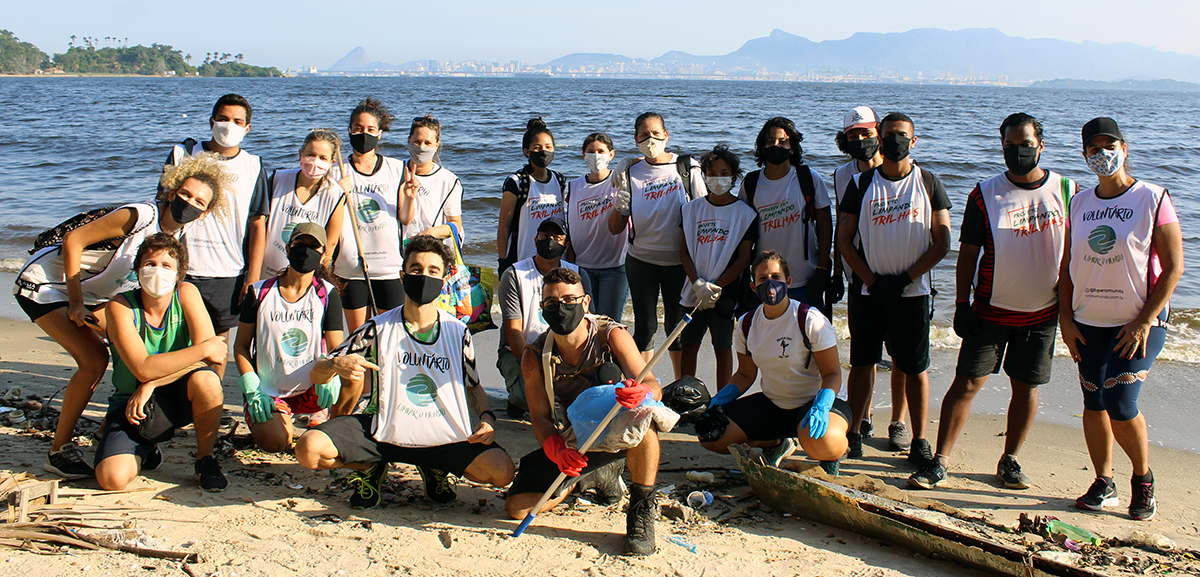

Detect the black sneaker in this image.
[1075,476,1118,511]
[44,442,94,479]
[1128,477,1156,520]
[846,432,863,459]
[193,455,227,492]
[860,419,874,439]
[908,461,947,489]
[907,439,933,467]
[347,462,387,509]
[141,445,163,471]
[888,422,912,451]
[623,483,657,556]
[818,460,840,477]
[418,466,457,504]
[506,402,528,420]
[996,455,1030,489]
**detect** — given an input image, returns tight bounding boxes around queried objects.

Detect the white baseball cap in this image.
[843,106,879,131]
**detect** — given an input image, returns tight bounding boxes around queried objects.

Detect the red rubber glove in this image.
[542,435,587,477]
[614,378,650,409]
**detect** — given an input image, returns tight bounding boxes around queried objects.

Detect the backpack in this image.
[506,165,567,260]
[739,303,814,369]
[29,206,154,254]
[742,165,818,256]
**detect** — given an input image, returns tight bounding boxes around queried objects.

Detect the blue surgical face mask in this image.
[755,278,789,306]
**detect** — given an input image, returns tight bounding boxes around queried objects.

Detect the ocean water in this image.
[1,77,1197,359]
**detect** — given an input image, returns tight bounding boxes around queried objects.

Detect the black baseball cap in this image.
[537,216,568,235]
[1082,117,1125,147]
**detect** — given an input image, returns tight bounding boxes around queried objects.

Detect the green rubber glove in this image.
[315,375,341,409]
[239,372,273,425]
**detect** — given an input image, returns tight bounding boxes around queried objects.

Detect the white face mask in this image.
[704,176,733,195]
[584,152,611,173]
[1086,148,1125,177]
[408,142,437,165]
[637,137,666,159]
[138,265,177,299]
[211,121,247,148]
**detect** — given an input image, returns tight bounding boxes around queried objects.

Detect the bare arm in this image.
[607,204,628,235]
[1057,234,1084,362]
[1115,221,1184,359]
[956,243,981,302]
[680,235,698,284]
[397,162,418,228]
[836,211,874,287]
[242,215,268,302]
[521,347,558,445]
[323,195,346,268]
[814,206,833,270]
[716,239,754,288]
[606,326,659,399]
[504,318,525,359]
[497,190,518,259]
[728,352,759,392]
[812,346,842,394]
[905,209,951,280]
[233,320,256,377]
[107,284,225,384]
[61,207,140,323]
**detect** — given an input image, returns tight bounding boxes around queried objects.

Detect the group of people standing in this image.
[10,91,1181,558]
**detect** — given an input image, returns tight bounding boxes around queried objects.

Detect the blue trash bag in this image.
[567,384,672,452]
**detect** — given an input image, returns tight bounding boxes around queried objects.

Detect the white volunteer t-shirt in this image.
[169,142,268,278]
[505,171,565,263]
[679,197,758,306]
[739,165,831,288]
[405,163,463,243]
[625,155,706,266]
[567,173,627,269]
[250,277,337,399]
[333,156,406,280]
[734,301,837,410]
[263,168,345,276]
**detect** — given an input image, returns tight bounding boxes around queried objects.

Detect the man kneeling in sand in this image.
[504,267,663,556]
[295,236,514,508]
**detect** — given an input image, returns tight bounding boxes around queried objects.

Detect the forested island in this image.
[0,30,281,77]
[1029,78,1200,92]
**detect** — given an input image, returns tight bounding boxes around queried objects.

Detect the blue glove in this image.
[710,384,742,408]
[239,372,273,425]
[315,374,342,409]
[800,388,836,440]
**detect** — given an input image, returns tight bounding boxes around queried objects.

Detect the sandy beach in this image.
[2,316,1198,576]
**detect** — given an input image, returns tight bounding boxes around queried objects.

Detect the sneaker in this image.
[764,438,798,467]
[907,439,933,467]
[846,432,863,459]
[818,460,840,477]
[860,419,874,439]
[1074,476,1118,511]
[141,445,163,471]
[996,455,1030,489]
[908,461,947,489]
[193,455,227,492]
[347,462,387,509]
[888,422,912,451]
[418,466,457,504]
[506,402,528,420]
[1128,477,1156,521]
[623,483,658,556]
[44,443,94,479]
[576,459,626,505]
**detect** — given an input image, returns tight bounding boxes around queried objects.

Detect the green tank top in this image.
[108,289,191,406]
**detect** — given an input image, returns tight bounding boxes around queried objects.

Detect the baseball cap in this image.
[1082,117,1125,147]
[290,222,327,247]
[843,106,879,131]
[537,216,568,235]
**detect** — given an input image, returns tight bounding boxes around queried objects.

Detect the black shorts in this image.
[847,292,930,374]
[725,392,852,442]
[314,414,501,476]
[338,278,406,311]
[187,275,243,332]
[15,294,101,323]
[956,316,1057,385]
[681,289,738,348]
[93,367,212,465]
[508,447,628,498]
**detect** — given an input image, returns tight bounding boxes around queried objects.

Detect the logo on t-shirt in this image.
[1087,225,1117,255]
[696,219,730,245]
[280,328,309,357]
[405,373,439,407]
[759,199,802,232]
[776,336,793,359]
[528,196,564,223]
[357,199,382,223]
[642,175,682,201]
[576,195,611,221]
[282,222,298,244]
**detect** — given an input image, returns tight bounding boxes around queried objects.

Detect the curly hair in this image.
[403,235,455,272]
[700,144,743,180]
[132,232,189,290]
[754,117,804,167]
[157,152,230,218]
[350,97,395,133]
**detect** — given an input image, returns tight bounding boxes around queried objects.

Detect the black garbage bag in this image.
[692,405,729,443]
[660,376,710,424]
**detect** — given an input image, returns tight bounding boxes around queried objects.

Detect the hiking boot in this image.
[846,432,863,459]
[996,455,1030,489]
[1074,476,1118,511]
[194,455,227,492]
[907,439,933,467]
[624,483,658,556]
[576,459,626,505]
[764,438,798,468]
[908,461,947,489]
[1129,476,1157,521]
[44,442,94,479]
[860,419,873,439]
[888,422,912,451]
[506,402,528,421]
[418,466,457,504]
[348,462,387,509]
[818,460,840,477]
[141,445,163,471]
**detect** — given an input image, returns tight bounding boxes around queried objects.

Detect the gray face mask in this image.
[408,142,437,164]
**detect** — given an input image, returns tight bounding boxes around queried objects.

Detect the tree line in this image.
[0,30,281,77]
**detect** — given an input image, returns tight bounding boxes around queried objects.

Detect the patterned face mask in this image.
[1087,148,1125,177]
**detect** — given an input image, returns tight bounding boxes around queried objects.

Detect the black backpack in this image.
[30,206,153,254]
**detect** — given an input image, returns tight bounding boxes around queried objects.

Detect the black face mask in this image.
[880,134,911,162]
[349,132,379,155]
[762,146,791,165]
[543,301,585,335]
[846,137,880,162]
[287,245,322,274]
[1003,145,1040,176]
[403,273,444,305]
[170,196,203,225]
[535,237,565,261]
[529,150,554,168]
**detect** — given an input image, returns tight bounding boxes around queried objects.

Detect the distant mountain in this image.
[329,46,423,72]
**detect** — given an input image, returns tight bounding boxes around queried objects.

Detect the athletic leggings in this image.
[624,255,685,352]
[1074,320,1166,422]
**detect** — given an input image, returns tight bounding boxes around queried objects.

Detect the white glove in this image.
[691,279,721,311]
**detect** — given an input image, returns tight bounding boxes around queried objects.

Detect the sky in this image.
[5,0,1200,70]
